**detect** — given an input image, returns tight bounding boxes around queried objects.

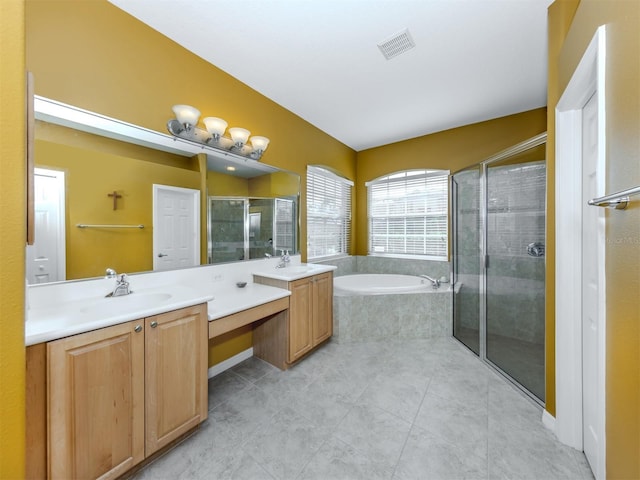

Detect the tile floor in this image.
[133,337,594,480]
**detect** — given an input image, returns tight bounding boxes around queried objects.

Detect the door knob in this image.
[134,325,142,333]
[157,253,168,258]
[150,321,158,328]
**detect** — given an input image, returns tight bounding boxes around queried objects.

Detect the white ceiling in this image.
[108,0,553,152]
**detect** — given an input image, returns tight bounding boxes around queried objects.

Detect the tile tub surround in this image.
[333,288,452,344]
[132,338,592,480]
[314,256,452,344]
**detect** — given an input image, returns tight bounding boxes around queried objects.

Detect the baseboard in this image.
[207,348,253,379]
[542,409,556,433]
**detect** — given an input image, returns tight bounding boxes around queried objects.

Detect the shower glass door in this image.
[451,135,546,404]
[452,166,481,355]
[484,145,546,401]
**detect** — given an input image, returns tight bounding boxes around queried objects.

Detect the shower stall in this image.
[451,133,547,403]
[208,197,296,264]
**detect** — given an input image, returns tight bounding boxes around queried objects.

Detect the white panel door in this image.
[26,168,65,284]
[581,91,604,478]
[153,185,200,271]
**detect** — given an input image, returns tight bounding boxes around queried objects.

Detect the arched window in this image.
[367,169,448,259]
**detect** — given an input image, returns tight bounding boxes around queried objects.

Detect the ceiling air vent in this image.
[377,28,415,60]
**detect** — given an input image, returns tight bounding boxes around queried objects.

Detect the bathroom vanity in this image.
[253,267,333,366]
[26,299,211,480]
[25,260,336,479]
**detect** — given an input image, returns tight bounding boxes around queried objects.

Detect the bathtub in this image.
[333,274,441,296]
[332,273,452,343]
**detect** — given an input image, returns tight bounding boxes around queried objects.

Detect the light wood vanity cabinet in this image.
[255,271,333,365]
[35,303,208,480]
[48,320,145,480]
[309,272,333,347]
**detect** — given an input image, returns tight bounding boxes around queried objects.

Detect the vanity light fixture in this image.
[167,104,270,160]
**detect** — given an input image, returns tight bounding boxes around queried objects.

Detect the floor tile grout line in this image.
[389,374,434,479]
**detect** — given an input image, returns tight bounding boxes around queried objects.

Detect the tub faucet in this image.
[106,273,132,297]
[420,274,440,289]
[276,250,291,268]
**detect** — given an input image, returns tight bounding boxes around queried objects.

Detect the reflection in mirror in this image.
[29,96,300,285]
[208,197,297,264]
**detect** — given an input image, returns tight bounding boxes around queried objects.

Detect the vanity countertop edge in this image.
[25,261,336,346]
[25,284,214,346]
[251,263,337,282]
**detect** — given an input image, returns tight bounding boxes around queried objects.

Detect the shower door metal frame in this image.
[452,132,547,406]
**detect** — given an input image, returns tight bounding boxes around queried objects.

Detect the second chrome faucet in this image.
[105,268,133,297]
[276,250,291,268]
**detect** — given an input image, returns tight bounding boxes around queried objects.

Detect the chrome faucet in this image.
[105,270,132,297]
[276,250,291,268]
[419,274,440,289]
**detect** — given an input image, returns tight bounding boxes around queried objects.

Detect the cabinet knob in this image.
[134,325,142,333]
[150,321,158,328]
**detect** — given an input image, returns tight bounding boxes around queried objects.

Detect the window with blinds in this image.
[307,166,353,260]
[367,169,449,259]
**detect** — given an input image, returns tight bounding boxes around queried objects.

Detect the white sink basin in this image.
[80,293,172,317]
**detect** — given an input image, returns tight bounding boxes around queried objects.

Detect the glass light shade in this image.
[250,136,270,152]
[203,117,228,137]
[229,127,251,146]
[172,104,200,127]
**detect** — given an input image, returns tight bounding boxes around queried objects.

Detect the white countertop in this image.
[251,263,337,282]
[26,285,213,346]
[206,282,291,321]
[24,258,333,346]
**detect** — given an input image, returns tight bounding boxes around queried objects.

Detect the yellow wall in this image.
[549,0,640,477]
[0,1,26,478]
[355,108,547,255]
[207,171,250,197]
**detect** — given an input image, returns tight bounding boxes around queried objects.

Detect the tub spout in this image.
[419,275,440,289]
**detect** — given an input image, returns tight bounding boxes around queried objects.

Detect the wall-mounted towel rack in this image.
[588,185,640,210]
[76,224,145,229]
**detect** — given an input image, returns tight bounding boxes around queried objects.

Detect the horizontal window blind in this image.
[367,170,448,258]
[307,166,353,260]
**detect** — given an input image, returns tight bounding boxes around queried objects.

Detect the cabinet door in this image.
[312,272,333,346]
[145,304,208,456]
[48,320,145,480]
[288,278,314,362]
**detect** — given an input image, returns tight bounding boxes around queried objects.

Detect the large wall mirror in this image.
[27,96,300,285]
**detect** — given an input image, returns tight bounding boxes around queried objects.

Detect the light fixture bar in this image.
[167,105,270,161]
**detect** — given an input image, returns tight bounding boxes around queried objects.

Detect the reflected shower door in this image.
[452,167,481,355]
[208,199,247,263]
[485,156,546,401]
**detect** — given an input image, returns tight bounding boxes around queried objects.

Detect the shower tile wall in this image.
[486,161,546,345]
